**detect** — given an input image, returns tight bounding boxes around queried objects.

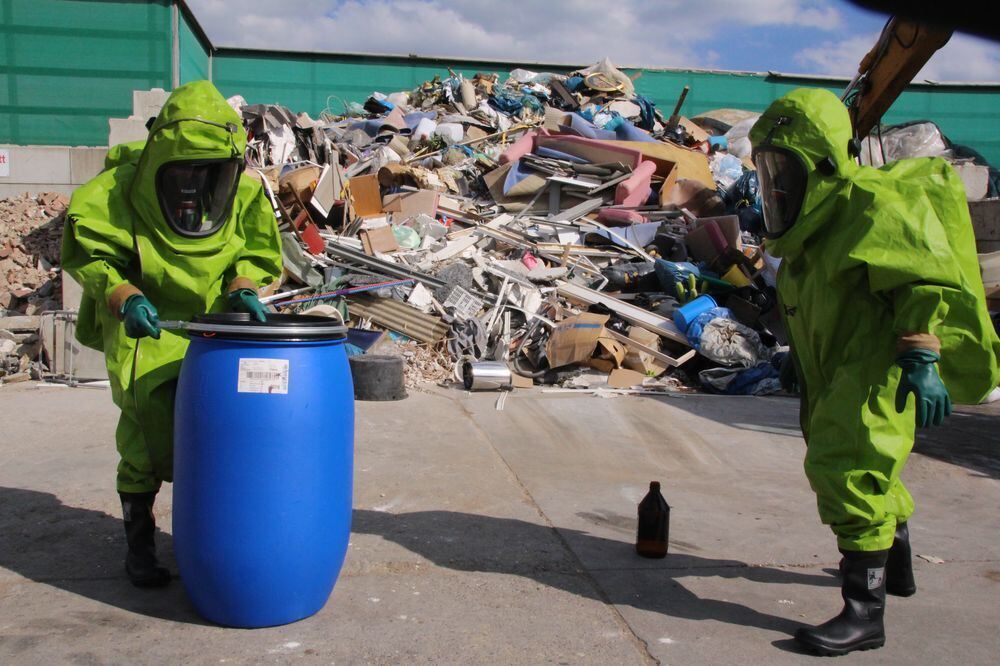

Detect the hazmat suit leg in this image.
[114,407,160,494]
[802,366,915,553]
[114,375,178,493]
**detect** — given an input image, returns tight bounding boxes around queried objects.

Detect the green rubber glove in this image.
[895,348,952,427]
[227,288,268,322]
[120,295,160,340]
[674,273,706,304]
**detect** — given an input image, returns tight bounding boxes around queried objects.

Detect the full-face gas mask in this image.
[156,158,242,237]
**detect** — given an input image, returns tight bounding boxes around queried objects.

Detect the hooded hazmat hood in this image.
[129,80,248,255]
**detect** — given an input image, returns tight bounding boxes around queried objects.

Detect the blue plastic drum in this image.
[173,313,353,628]
[673,294,718,334]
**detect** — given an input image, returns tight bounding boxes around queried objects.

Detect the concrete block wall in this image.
[0,145,109,198]
[108,88,170,147]
[1,88,167,199]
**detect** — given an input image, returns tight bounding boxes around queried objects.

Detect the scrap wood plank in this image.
[603,328,696,368]
[445,213,514,240]
[556,280,689,347]
[535,243,622,258]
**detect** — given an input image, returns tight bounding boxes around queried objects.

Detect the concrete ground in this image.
[0,381,997,665]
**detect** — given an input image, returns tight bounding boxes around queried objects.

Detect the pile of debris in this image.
[5,58,995,394]
[0,193,65,383]
[0,192,65,316]
[241,58,789,395]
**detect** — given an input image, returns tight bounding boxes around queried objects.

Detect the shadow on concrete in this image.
[912,411,1000,480]
[0,486,205,624]
[643,393,1000,481]
[0,486,837,637]
[353,508,833,637]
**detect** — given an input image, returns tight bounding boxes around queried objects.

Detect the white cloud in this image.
[186,0,844,70]
[917,33,1000,82]
[793,32,878,79]
[794,29,1000,82]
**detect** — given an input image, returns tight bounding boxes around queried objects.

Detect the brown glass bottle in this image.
[636,481,669,558]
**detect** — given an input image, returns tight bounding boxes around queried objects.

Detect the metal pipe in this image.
[462,361,513,391]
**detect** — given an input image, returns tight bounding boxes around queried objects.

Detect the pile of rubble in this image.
[1,193,65,383]
[5,57,994,394]
[242,58,788,395]
[0,192,65,316]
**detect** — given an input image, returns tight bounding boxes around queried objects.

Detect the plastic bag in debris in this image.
[226,94,247,115]
[710,152,744,189]
[723,115,760,159]
[508,68,542,84]
[881,122,950,161]
[686,307,772,368]
[634,95,657,131]
[392,224,421,249]
[576,57,635,98]
[699,361,782,395]
[858,135,885,167]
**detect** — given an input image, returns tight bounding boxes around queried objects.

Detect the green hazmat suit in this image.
[749,88,1000,552]
[62,81,282,493]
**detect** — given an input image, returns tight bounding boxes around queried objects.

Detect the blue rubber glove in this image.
[895,348,952,427]
[120,295,160,340]
[227,288,268,322]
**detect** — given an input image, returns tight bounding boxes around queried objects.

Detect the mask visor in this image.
[157,159,242,237]
[755,149,806,238]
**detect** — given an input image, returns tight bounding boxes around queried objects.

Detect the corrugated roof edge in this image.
[177,1,1000,89]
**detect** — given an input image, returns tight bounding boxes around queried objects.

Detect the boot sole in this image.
[886,585,916,597]
[796,636,885,657]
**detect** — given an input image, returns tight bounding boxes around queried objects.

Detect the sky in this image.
[185,0,1000,82]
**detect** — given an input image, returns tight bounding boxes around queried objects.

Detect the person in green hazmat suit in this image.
[749,87,1000,656]
[61,81,282,588]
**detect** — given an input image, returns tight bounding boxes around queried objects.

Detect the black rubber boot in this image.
[795,550,888,656]
[886,522,916,597]
[837,523,916,597]
[119,491,172,588]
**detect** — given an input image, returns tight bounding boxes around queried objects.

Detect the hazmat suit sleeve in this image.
[224,180,283,294]
[855,173,963,340]
[61,183,139,313]
[854,165,1000,402]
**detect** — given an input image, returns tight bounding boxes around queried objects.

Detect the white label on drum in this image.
[237,358,289,395]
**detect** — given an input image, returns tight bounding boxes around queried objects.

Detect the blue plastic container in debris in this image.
[173,313,353,628]
[673,294,718,334]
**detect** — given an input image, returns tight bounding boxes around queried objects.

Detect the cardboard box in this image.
[360,225,399,255]
[623,326,667,376]
[586,335,627,372]
[382,189,440,218]
[607,368,647,389]
[279,164,321,200]
[545,313,609,368]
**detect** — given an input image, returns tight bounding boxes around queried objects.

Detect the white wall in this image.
[0,145,109,198]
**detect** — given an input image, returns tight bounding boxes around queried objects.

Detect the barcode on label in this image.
[246,371,283,380]
[237,358,290,394]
